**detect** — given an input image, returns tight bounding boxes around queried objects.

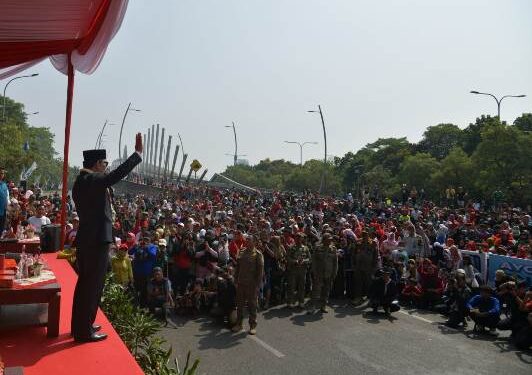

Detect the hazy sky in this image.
[6,0,532,175]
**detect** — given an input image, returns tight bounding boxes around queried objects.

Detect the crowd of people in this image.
[1,167,531,348]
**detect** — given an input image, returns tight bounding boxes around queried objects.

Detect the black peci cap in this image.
[83,149,106,163]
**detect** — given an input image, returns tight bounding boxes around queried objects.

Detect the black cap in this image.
[83,149,106,163]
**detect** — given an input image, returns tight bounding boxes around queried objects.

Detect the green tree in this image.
[0,95,72,188]
[417,123,463,160]
[0,95,27,128]
[0,122,25,178]
[397,153,440,195]
[430,147,474,195]
[472,123,532,205]
[513,113,532,132]
[364,137,413,175]
[461,115,501,155]
[361,165,393,198]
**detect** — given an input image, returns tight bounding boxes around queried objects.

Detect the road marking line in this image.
[249,335,286,358]
[398,310,434,324]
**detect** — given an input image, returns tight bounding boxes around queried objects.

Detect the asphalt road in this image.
[161,302,532,375]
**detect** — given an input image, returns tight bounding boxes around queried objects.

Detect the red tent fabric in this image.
[0,0,129,77]
[0,0,130,247]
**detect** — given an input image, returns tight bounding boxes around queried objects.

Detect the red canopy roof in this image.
[0,0,129,79]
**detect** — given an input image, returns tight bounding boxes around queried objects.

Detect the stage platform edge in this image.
[0,253,144,375]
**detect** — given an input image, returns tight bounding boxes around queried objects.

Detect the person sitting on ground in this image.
[147,267,173,322]
[496,281,530,338]
[401,277,422,307]
[494,269,512,290]
[466,285,501,333]
[368,268,399,316]
[444,274,471,329]
[513,292,532,350]
[418,258,444,310]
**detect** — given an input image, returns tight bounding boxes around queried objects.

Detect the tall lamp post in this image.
[284,141,318,166]
[225,122,238,166]
[177,132,185,156]
[2,73,39,123]
[307,105,328,193]
[95,120,116,149]
[470,90,526,120]
[118,102,141,161]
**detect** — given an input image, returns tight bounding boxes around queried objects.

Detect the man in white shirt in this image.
[28,205,51,234]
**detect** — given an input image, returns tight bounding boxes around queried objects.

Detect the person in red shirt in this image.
[172,231,195,296]
[401,278,422,306]
[229,227,246,260]
[418,259,444,310]
[281,227,295,249]
[133,211,149,234]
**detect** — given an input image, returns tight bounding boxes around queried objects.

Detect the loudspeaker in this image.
[40,224,61,253]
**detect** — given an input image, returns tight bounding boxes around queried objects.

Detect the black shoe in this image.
[74,332,108,343]
[70,325,102,337]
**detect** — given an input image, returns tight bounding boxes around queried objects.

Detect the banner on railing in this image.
[460,250,488,283]
[487,254,532,287]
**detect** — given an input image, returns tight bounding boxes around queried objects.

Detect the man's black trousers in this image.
[71,243,109,339]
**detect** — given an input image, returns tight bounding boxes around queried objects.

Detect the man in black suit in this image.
[369,268,400,316]
[71,134,142,342]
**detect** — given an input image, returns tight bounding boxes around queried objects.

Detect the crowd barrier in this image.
[394,249,531,287]
[458,250,531,287]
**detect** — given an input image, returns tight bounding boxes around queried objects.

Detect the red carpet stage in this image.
[0,254,143,375]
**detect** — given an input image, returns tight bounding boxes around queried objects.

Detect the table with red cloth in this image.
[0,281,61,337]
[0,238,41,254]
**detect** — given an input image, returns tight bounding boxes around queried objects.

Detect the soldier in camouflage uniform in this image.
[232,235,264,335]
[310,233,338,313]
[286,232,311,308]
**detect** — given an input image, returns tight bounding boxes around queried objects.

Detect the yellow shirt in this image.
[111,255,133,286]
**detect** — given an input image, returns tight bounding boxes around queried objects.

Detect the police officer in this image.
[232,234,264,335]
[310,233,338,313]
[71,134,142,342]
[286,232,311,308]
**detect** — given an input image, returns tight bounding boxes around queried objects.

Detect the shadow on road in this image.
[436,321,532,365]
[195,318,243,350]
[262,306,294,320]
[290,312,323,326]
[333,304,366,318]
[362,310,398,324]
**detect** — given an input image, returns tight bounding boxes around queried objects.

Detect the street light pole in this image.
[118,102,141,161]
[95,120,116,149]
[470,90,526,120]
[225,122,238,166]
[177,132,185,156]
[284,141,318,166]
[308,105,328,193]
[2,73,39,123]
